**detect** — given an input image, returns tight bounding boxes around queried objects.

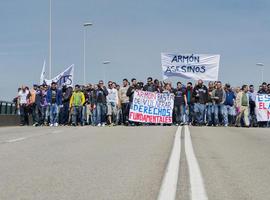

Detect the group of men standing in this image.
[16,78,270,127]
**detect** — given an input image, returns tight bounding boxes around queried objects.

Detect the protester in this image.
[106,81,119,126]
[236,85,250,127]
[15,78,270,128]
[173,82,187,125]
[224,84,236,126]
[17,86,30,126]
[212,81,226,126]
[192,80,208,126]
[248,85,257,127]
[95,80,108,127]
[70,85,85,126]
[46,82,62,127]
[119,78,129,125]
[206,81,215,126]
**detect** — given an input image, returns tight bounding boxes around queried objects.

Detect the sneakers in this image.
[102,123,106,127]
[54,123,59,127]
[97,123,101,127]
[50,123,54,127]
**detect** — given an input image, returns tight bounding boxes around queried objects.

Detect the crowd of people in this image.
[15,77,270,128]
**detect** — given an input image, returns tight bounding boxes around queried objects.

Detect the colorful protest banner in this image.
[161,53,220,81]
[129,91,174,124]
[256,94,270,122]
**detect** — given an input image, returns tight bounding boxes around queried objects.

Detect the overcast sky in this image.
[0,0,269,100]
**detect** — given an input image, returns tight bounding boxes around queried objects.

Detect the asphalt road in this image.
[1,125,270,200]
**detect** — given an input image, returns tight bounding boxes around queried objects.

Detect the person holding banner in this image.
[192,80,208,126]
[236,85,250,127]
[173,82,187,125]
[46,82,62,127]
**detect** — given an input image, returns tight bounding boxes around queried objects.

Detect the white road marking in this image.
[6,137,26,143]
[185,125,208,200]
[51,130,63,134]
[157,126,182,200]
[3,129,63,144]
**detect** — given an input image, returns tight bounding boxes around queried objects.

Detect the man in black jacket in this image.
[143,77,157,92]
[192,79,208,125]
[95,80,108,127]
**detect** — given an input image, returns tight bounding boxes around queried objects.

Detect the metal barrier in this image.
[0,101,16,115]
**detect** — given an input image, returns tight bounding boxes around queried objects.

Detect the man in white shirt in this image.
[107,81,119,126]
[18,86,30,126]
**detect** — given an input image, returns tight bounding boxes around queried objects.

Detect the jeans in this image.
[224,105,236,126]
[61,102,70,125]
[31,103,38,124]
[194,103,206,124]
[34,105,43,125]
[214,104,227,125]
[71,106,83,125]
[19,104,29,125]
[91,105,97,125]
[174,104,187,124]
[206,103,214,125]
[186,104,194,124]
[49,103,59,124]
[121,103,130,124]
[96,103,107,125]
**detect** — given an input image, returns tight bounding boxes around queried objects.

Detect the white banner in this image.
[43,64,74,87]
[256,94,270,122]
[161,53,220,81]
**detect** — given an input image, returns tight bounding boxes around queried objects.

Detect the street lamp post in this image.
[256,63,264,83]
[102,61,111,84]
[49,0,52,79]
[83,22,93,85]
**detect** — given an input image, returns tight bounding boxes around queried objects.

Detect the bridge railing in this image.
[0,101,17,115]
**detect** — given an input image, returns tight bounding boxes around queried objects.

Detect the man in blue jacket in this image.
[46,82,62,126]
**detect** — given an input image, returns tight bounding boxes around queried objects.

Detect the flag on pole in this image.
[40,60,46,85]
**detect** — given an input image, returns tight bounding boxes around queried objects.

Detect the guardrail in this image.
[0,101,16,115]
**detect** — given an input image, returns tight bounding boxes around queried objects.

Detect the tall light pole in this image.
[256,63,264,83]
[83,22,93,85]
[102,61,111,84]
[49,0,52,79]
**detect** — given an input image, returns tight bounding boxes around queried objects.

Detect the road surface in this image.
[0,126,270,200]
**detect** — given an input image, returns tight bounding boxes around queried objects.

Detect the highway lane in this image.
[189,126,270,200]
[1,125,270,200]
[0,126,176,200]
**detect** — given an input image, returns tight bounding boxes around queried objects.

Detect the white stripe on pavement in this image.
[157,126,182,200]
[6,137,26,143]
[185,125,208,200]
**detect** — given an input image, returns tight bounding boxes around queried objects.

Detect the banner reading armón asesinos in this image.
[256,94,270,122]
[129,91,174,124]
[161,53,220,81]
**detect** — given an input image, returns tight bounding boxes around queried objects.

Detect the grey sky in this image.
[0,0,269,101]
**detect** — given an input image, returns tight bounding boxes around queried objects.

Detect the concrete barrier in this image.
[0,115,21,126]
